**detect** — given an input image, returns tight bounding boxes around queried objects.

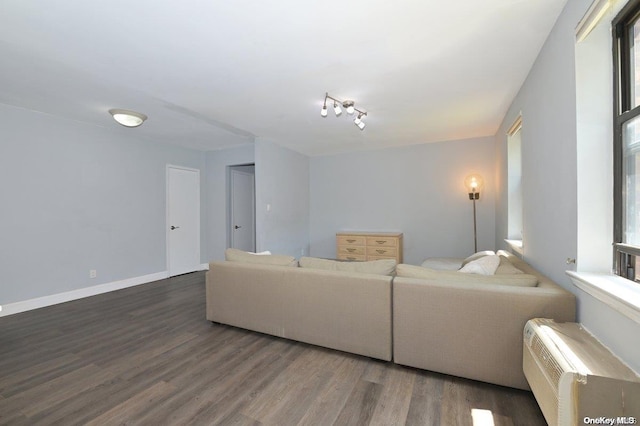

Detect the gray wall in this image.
[204,145,255,261]
[255,139,310,258]
[495,0,640,372]
[0,103,205,305]
[310,137,496,264]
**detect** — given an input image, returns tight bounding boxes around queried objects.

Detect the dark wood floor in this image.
[0,272,546,425]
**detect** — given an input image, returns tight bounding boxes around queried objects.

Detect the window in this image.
[507,117,523,243]
[614,0,640,280]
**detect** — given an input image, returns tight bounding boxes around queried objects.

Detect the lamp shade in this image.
[464,174,484,193]
[109,109,147,127]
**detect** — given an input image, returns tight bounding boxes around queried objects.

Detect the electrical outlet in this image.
[89,269,97,279]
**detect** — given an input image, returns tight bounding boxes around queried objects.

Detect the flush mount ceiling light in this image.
[108,109,148,128]
[321,93,368,130]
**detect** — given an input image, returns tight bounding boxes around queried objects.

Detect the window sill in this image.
[566,270,640,325]
[504,239,524,256]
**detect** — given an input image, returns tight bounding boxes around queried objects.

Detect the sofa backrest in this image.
[496,250,564,291]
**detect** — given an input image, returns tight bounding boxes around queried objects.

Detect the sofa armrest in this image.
[393,277,576,389]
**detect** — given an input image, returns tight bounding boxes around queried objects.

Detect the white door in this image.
[230,168,255,252]
[167,165,200,276]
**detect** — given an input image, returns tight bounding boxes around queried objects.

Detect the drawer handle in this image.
[376,240,387,244]
[376,249,386,254]
[347,239,356,243]
[347,248,356,252]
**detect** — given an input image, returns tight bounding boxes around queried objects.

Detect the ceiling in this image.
[0,0,567,157]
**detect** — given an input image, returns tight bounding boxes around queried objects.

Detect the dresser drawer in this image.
[337,235,366,246]
[367,255,397,261]
[367,246,397,257]
[338,246,366,256]
[337,254,366,261]
[366,236,398,247]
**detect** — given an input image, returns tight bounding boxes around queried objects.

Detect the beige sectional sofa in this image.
[393,250,576,389]
[206,251,394,361]
[206,249,576,390]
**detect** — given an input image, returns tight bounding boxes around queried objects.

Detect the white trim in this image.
[576,0,611,43]
[506,114,522,136]
[567,270,640,325]
[504,239,524,257]
[200,263,209,270]
[0,271,168,318]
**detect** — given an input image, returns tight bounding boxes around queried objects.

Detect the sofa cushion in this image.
[420,258,463,270]
[224,248,298,267]
[460,250,495,267]
[299,257,396,276]
[495,255,524,274]
[395,264,538,287]
[459,255,500,275]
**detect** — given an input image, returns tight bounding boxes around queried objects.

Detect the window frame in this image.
[613,0,640,279]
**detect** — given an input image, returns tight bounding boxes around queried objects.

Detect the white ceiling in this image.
[0,0,567,156]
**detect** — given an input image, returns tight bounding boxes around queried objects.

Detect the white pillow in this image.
[459,254,500,275]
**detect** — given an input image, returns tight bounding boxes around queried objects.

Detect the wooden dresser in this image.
[336,232,403,263]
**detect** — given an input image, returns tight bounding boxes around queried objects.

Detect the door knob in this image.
[171,225,180,230]
[234,225,242,229]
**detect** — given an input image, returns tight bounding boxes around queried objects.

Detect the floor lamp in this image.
[465,174,484,253]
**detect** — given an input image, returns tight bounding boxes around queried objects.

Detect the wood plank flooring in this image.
[0,272,546,425]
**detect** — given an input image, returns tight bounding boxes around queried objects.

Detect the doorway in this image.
[228,164,256,252]
[167,165,201,276]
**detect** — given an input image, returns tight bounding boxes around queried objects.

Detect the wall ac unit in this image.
[523,318,640,426]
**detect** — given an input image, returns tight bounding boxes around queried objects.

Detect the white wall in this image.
[495,0,640,372]
[310,137,496,264]
[254,139,310,257]
[0,104,205,306]
[204,145,255,261]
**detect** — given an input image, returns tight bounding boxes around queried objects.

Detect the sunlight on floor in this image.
[471,408,495,426]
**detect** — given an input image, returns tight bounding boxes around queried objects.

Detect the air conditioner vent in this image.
[523,319,640,425]
[531,333,564,389]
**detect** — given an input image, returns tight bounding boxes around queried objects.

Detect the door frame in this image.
[166,164,201,276]
[227,164,256,252]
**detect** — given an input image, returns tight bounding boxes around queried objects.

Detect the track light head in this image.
[333,101,342,116]
[354,112,366,130]
[321,93,328,117]
[343,101,355,115]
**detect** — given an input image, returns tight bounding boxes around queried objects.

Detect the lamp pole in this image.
[469,189,479,253]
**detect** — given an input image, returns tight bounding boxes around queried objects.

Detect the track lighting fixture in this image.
[320,93,368,130]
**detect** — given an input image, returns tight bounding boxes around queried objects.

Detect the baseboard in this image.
[0,271,169,318]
